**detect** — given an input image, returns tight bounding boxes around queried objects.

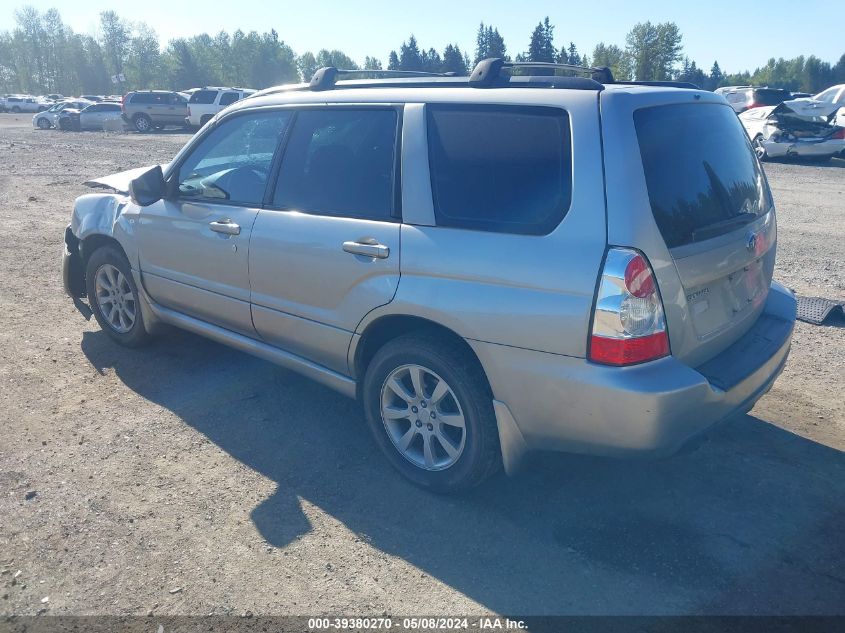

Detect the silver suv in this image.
[121,90,189,132]
[62,60,796,492]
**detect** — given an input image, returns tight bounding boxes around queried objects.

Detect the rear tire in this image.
[200,114,213,127]
[11,106,21,113]
[85,245,152,348]
[362,332,501,493]
[133,114,152,133]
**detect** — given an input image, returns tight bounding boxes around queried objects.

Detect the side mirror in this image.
[129,165,165,207]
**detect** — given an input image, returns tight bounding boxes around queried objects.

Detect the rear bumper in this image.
[472,282,796,461]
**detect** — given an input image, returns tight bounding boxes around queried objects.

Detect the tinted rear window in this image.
[634,103,772,248]
[427,105,571,235]
[190,90,218,104]
[753,89,789,106]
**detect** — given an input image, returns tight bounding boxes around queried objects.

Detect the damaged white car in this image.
[739,101,845,161]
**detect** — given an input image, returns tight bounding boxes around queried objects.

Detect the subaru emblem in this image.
[746,232,758,253]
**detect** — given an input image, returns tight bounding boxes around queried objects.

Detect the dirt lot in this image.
[0,113,843,617]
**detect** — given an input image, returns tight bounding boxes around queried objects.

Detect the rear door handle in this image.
[209,219,241,236]
[343,240,390,259]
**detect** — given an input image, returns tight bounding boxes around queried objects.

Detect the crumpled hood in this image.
[83,165,159,194]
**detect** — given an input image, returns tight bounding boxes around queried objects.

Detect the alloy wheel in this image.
[380,364,466,471]
[94,263,137,334]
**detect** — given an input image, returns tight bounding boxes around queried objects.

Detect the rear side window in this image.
[426,105,571,235]
[190,90,218,104]
[219,92,240,106]
[130,93,152,104]
[273,108,398,220]
[635,103,772,249]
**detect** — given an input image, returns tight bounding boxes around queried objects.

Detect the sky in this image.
[1,0,841,74]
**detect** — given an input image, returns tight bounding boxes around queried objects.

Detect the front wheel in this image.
[36,117,50,129]
[362,333,501,493]
[85,246,151,347]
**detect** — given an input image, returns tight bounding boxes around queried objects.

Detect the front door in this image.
[249,107,402,373]
[138,109,293,336]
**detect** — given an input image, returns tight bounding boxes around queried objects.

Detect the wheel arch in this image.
[351,314,490,397]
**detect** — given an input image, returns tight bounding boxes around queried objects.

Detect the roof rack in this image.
[296,58,699,95]
[469,58,615,86]
[310,68,456,91]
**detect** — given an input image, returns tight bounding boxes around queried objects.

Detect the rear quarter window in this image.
[634,103,772,249]
[426,105,572,235]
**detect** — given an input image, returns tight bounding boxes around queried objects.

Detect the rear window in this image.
[752,89,789,106]
[426,105,571,235]
[635,103,772,248]
[190,90,218,104]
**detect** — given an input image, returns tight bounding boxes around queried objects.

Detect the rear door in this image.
[601,91,776,367]
[248,106,401,374]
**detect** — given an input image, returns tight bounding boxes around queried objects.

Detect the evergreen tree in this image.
[527,17,555,63]
[387,50,399,70]
[442,44,467,75]
[399,35,423,71]
[364,56,382,70]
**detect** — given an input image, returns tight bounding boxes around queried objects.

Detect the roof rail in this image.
[310,67,456,91]
[617,80,700,89]
[469,58,615,87]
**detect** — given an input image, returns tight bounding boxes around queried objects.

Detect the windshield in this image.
[635,103,772,248]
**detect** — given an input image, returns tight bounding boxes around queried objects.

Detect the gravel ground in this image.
[0,113,843,617]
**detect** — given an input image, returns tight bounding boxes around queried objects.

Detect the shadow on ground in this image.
[81,328,845,615]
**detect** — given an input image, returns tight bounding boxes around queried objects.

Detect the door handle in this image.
[343,239,389,259]
[209,219,241,236]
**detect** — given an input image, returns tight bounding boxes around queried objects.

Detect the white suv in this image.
[186,87,255,128]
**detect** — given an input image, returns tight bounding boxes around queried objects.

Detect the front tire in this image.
[133,114,153,133]
[362,333,501,493]
[36,117,50,129]
[85,246,151,347]
[752,134,768,161]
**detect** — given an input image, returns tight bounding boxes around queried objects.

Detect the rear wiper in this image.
[691,212,757,243]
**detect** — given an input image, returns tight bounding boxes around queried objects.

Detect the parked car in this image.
[4,95,51,113]
[121,90,189,132]
[57,102,124,131]
[186,87,256,128]
[62,61,795,492]
[45,93,64,101]
[740,103,845,161]
[80,95,104,102]
[715,86,791,113]
[32,99,93,129]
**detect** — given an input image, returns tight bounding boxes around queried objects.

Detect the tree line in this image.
[1,6,843,96]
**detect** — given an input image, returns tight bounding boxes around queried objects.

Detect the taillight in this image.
[746,102,762,110]
[831,128,845,140]
[188,106,192,116]
[589,248,669,366]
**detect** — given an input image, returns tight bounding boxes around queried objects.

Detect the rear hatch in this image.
[601,91,776,367]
